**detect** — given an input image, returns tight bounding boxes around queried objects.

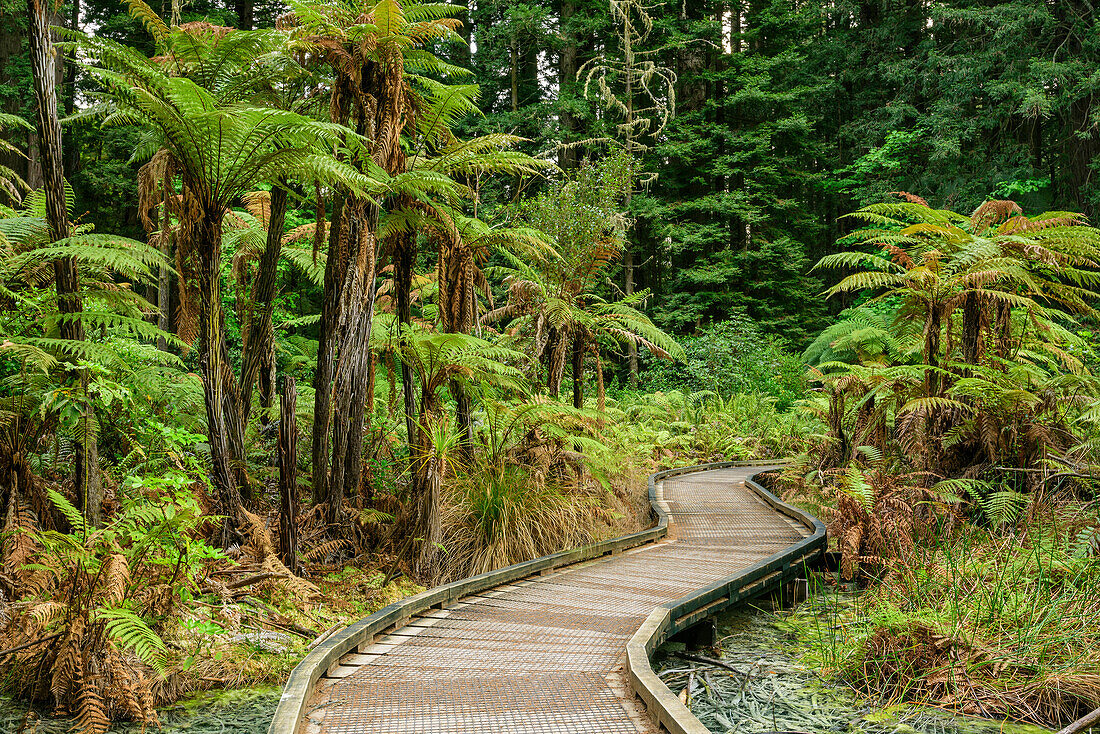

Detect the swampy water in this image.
[653,604,1049,734]
[0,687,282,734]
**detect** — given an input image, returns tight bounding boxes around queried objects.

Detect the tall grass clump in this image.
[439,466,600,580]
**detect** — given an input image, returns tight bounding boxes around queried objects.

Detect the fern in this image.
[979,490,1028,528]
[95,607,168,674]
[841,464,875,510]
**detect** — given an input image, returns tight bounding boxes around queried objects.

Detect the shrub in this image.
[638,315,806,409]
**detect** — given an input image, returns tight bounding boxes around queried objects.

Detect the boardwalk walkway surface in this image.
[287,465,816,734]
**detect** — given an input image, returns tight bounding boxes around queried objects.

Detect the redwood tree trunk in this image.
[28,0,101,527]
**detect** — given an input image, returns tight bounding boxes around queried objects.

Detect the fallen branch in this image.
[307,623,341,651]
[1056,706,1100,734]
[241,615,316,640]
[0,632,62,658]
[673,651,751,676]
[226,571,282,590]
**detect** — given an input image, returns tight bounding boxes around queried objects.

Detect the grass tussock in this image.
[439,465,635,580]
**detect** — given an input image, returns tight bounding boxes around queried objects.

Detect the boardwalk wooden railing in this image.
[267,461,825,734]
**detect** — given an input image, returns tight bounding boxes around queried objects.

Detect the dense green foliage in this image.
[2,0,1100,730]
[4,0,1098,351]
[639,315,805,409]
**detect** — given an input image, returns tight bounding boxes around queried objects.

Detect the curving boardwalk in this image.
[287,466,818,734]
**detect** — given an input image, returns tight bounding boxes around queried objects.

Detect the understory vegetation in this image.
[2,0,1100,731]
[778,197,1100,727]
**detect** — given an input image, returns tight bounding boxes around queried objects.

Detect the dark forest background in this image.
[4,0,1097,352]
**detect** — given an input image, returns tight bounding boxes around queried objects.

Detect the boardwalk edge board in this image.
[627,466,827,734]
[266,460,825,734]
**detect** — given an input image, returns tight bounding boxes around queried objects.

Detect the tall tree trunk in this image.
[196,211,244,536]
[509,42,519,113]
[0,22,25,196]
[623,8,639,386]
[278,375,298,574]
[240,184,288,426]
[28,0,101,527]
[327,202,378,526]
[234,0,253,30]
[559,0,580,170]
[625,248,637,383]
[572,332,584,409]
[312,194,346,505]
[395,231,418,444]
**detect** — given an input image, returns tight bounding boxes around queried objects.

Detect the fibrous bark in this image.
[28,0,101,527]
[278,376,298,574]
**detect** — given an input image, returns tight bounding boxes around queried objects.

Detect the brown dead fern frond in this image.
[890,191,930,208]
[971,199,1023,231]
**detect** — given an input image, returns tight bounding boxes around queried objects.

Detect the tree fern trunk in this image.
[453,380,473,458]
[961,292,982,366]
[196,211,244,537]
[395,230,418,445]
[156,173,172,353]
[240,183,288,426]
[28,0,101,528]
[415,451,441,583]
[278,375,298,575]
[572,332,584,409]
[312,193,346,506]
[258,332,275,420]
[328,204,378,526]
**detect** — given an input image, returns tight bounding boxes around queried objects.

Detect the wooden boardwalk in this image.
[292,466,814,734]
